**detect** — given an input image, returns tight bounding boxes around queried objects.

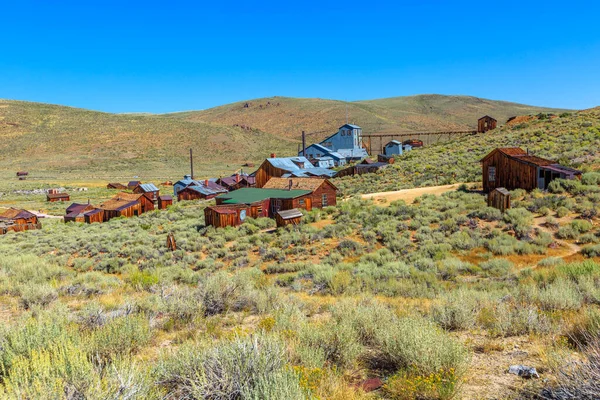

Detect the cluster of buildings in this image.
[0,208,41,235]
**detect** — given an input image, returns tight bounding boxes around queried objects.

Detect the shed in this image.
[158,195,173,209]
[481,147,582,192]
[83,208,104,224]
[488,187,511,212]
[384,140,403,157]
[64,203,96,223]
[107,183,127,190]
[478,116,497,133]
[47,192,70,202]
[99,199,143,221]
[275,209,303,227]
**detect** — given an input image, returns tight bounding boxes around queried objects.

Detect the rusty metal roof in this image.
[0,208,37,220]
[277,209,303,219]
[100,199,139,211]
[47,192,69,199]
[159,195,173,201]
[262,177,337,192]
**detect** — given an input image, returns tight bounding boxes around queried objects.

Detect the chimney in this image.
[302,130,306,157]
[189,148,194,179]
[205,179,209,186]
[236,174,240,183]
[270,153,276,158]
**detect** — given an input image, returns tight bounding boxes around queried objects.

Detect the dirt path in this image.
[361,183,469,206]
[27,210,63,219]
[534,217,582,258]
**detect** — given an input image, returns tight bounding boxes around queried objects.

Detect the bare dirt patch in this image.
[361,183,470,206]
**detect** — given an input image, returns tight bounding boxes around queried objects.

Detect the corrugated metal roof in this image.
[184,186,220,196]
[266,157,313,172]
[340,124,361,129]
[66,203,92,215]
[336,148,369,158]
[327,152,345,160]
[541,164,582,175]
[84,208,103,216]
[306,143,331,153]
[217,188,311,205]
[138,183,159,192]
[386,140,402,146]
[277,209,303,219]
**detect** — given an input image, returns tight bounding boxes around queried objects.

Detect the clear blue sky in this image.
[1,0,599,113]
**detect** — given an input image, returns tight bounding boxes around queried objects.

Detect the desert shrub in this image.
[127,269,160,290]
[478,258,513,277]
[156,334,305,399]
[556,225,579,240]
[582,172,600,186]
[556,206,570,218]
[533,279,584,311]
[485,234,519,256]
[480,302,550,337]
[88,315,151,364]
[503,208,534,238]
[538,257,564,267]
[571,219,593,233]
[298,320,362,369]
[581,244,600,258]
[431,289,479,330]
[384,368,460,400]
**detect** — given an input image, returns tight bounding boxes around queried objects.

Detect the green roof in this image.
[217,188,312,205]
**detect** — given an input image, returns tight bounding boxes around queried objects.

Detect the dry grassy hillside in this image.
[175,94,568,140]
[0,95,567,180]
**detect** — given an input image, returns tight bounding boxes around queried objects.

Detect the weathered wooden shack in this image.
[0,208,41,234]
[216,188,312,217]
[127,181,141,190]
[336,161,390,178]
[384,140,403,157]
[158,195,173,209]
[107,183,127,190]
[217,174,255,191]
[488,187,511,212]
[481,148,582,192]
[262,177,337,208]
[64,203,96,223]
[133,183,160,202]
[114,192,155,213]
[83,208,104,224]
[204,204,254,228]
[275,209,303,227]
[100,199,143,221]
[478,116,497,133]
[47,192,70,202]
[177,186,221,201]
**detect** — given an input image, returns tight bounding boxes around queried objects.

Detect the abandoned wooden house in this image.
[275,209,303,227]
[177,185,221,201]
[261,177,338,208]
[46,192,70,202]
[488,187,511,213]
[133,183,160,202]
[64,203,96,223]
[216,188,313,216]
[0,208,41,234]
[217,174,255,191]
[100,199,143,221]
[204,204,256,228]
[255,156,336,188]
[114,192,155,213]
[127,181,142,190]
[478,116,497,133]
[481,147,582,192]
[158,195,173,209]
[173,175,228,199]
[335,161,390,178]
[107,183,127,190]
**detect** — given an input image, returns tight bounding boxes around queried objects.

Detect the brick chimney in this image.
[205,179,209,186]
[270,153,276,158]
[236,174,240,183]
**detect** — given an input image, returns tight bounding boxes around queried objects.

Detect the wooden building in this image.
[204,204,255,228]
[336,162,390,178]
[158,195,173,209]
[83,209,104,224]
[481,147,582,192]
[478,116,497,133]
[115,192,154,213]
[216,188,312,216]
[254,156,336,188]
[262,177,337,208]
[127,181,141,190]
[275,209,303,227]
[107,183,127,190]
[0,208,41,234]
[47,192,70,202]
[488,188,511,213]
[100,199,143,221]
[217,174,255,191]
[64,203,96,223]
[403,139,423,148]
[177,186,221,201]
[133,183,160,202]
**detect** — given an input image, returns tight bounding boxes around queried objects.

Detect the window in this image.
[299,199,305,207]
[322,194,328,206]
[488,166,496,182]
[257,205,263,215]
[539,169,545,178]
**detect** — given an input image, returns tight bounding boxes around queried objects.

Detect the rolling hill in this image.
[0,95,569,180]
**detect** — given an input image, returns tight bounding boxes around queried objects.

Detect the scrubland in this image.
[0,109,599,399]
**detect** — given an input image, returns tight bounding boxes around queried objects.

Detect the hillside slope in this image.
[175,95,568,140]
[0,95,569,180]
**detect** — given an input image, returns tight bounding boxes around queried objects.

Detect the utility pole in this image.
[346,103,348,124]
[189,148,194,179]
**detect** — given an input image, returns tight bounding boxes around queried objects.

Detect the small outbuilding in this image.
[384,140,403,157]
[403,139,423,148]
[204,204,253,228]
[127,181,142,190]
[478,116,497,133]
[133,183,160,202]
[64,203,96,223]
[488,187,511,213]
[275,209,303,227]
[107,183,127,190]
[0,208,41,234]
[47,192,70,202]
[158,195,173,209]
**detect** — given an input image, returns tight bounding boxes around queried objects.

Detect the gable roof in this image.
[100,199,139,211]
[66,203,93,215]
[478,115,497,121]
[128,180,141,187]
[277,209,303,219]
[0,208,37,220]
[112,192,145,202]
[305,143,331,153]
[262,177,337,191]
[264,157,314,172]
[386,140,402,146]
[137,183,159,192]
[217,188,312,205]
[480,147,555,166]
[159,195,173,201]
[180,185,221,196]
[340,124,361,129]
[336,148,369,158]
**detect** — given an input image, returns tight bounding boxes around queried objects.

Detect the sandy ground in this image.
[361,183,469,205]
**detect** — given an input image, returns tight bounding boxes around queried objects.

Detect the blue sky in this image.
[1,0,599,113]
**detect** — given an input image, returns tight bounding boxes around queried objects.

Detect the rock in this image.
[508,365,539,378]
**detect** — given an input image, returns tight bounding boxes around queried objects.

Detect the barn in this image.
[133,183,160,202]
[47,192,70,202]
[481,147,582,192]
[0,208,41,234]
[158,195,173,209]
[262,177,337,208]
[255,156,336,188]
[478,116,497,133]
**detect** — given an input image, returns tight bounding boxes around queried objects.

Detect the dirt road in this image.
[361,183,468,205]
